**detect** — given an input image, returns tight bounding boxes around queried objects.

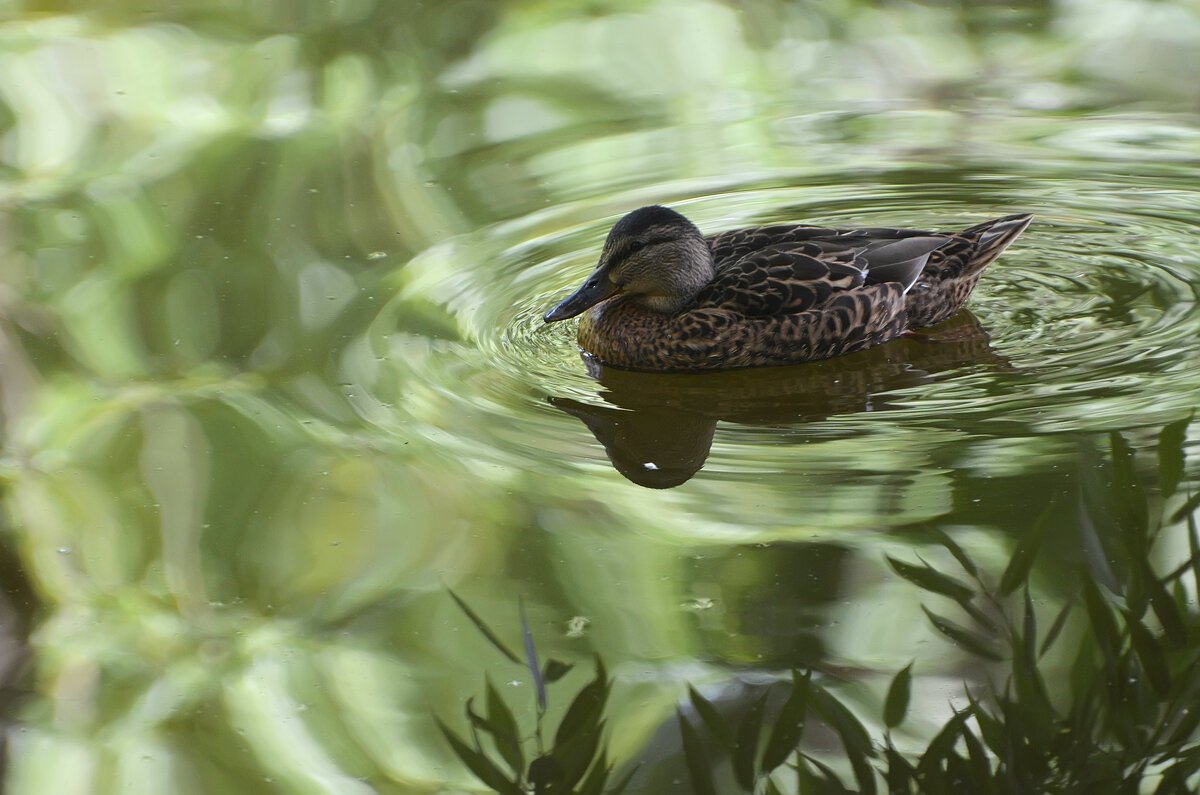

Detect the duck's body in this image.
[545,206,1032,372]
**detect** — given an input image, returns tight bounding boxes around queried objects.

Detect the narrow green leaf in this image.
[999,501,1054,595]
[577,750,609,795]
[1080,574,1121,675]
[486,678,524,778]
[448,589,521,664]
[761,670,809,772]
[605,763,640,795]
[1159,413,1191,497]
[1171,490,1200,524]
[1127,612,1170,698]
[687,685,733,750]
[1039,600,1073,658]
[543,659,574,683]
[678,713,719,795]
[932,528,978,577]
[1189,504,1200,601]
[884,662,914,729]
[520,601,547,712]
[732,691,769,791]
[437,719,525,795]
[1143,559,1187,648]
[887,556,975,603]
[922,606,1004,661]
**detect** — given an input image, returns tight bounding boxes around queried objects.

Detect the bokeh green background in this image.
[2,0,1199,792]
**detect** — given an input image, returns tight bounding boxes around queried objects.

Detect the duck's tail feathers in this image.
[863,236,948,293]
[958,213,1033,276]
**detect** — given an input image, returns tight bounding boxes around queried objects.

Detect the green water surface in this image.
[2,1,1199,792]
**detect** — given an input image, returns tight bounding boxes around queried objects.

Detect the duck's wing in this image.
[698,230,951,317]
[695,240,869,316]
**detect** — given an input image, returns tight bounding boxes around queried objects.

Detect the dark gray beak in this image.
[544,274,620,323]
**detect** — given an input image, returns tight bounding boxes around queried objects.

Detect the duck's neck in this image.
[634,237,716,315]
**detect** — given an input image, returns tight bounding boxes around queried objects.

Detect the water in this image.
[2,1,1199,793]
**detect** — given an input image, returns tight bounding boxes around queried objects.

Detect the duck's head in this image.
[544,205,715,322]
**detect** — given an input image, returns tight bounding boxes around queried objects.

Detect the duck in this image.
[543,205,1032,372]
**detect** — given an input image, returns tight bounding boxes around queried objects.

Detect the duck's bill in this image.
[544,276,619,323]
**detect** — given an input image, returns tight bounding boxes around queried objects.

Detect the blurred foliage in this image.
[2,0,1200,793]
[440,592,636,795]
[457,419,1200,793]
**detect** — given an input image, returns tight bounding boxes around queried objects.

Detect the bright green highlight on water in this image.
[1,0,1199,792]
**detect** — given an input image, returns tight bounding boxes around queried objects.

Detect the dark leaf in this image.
[1110,431,1149,549]
[887,556,975,603]
[1126,612,1170,698]
[762,670,809,772]
[966,691,1005,755]
[884,662,914,729]
[1014,588,1050,710]
[521,601,548,712]
[486,678,524,777]
[800,754,851,793]
[916,707,972,784]
[732,691,769,791]
[1159,413,1191,497]
[1143,559,1187,648]
[555,657,609,747]
[809,681,876,795]
[437,719,525,795]
[960,722,994,788]
[883,742,916,792]
[448,589,521,664]
[1039,600,1073,658]
[543,659,575,683]
[687,685,733,750]
[922,606,1004,661]
[999,501,1054,595]
[529,754,564,794]
[550,717,605,792]
[678,713,719,795]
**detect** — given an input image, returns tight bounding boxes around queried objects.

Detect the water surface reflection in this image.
[552,312,1009,487]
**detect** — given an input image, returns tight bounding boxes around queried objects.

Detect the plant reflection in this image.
[552,312,1010,487]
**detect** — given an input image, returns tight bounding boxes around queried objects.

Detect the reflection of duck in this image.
[551,312,1009,488]
[545,205,1031,372]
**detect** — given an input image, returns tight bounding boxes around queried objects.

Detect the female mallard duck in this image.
[544,205,1032,372]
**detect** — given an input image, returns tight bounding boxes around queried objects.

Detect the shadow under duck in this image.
[544,205,1032,372]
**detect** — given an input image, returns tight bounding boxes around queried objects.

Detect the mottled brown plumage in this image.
[544,206,1032,372]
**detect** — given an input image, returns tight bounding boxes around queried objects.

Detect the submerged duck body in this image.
[544,205,1032,372]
